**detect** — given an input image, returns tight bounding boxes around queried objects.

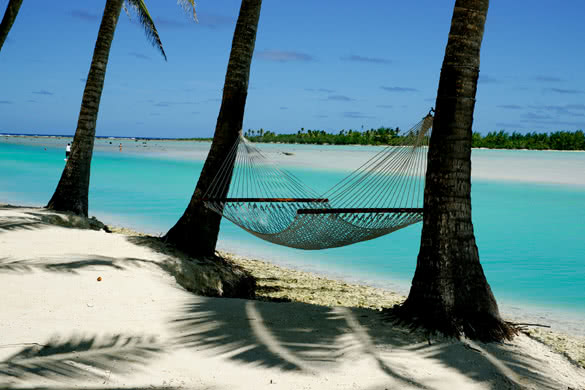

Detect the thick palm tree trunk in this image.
[396,0,515,342]
[165,0,262,256]
[47,0,123,216]
[0,0,23,52]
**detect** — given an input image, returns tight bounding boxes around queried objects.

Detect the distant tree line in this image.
[243,127,585,150]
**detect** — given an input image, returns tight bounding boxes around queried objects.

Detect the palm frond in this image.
[177,0,198,22]
[0,334,163,382]
[124,0,167,61]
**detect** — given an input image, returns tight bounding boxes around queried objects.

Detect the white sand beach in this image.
[1,205,584,389]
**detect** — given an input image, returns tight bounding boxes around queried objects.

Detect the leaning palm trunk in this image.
[46,0,174,216]
[47,0,124,216]
[0,0,24,52]
[165,0,263,256]
[395,0,515,342]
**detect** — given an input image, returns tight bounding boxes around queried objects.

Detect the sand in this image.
[1,206,585,389]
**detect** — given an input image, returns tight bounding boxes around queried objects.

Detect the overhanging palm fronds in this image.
[125,0,167,60]
[177,0,198,22]
[0,334,164,382]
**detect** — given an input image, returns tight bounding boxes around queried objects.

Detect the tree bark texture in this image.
[0,0,24,52]
[164,0,262,256]
[47,0,123,217]
[396,0,515,342]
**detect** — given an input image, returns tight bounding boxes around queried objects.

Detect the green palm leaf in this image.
[124,0,167,60]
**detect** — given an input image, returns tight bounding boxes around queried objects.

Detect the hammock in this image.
[203,112,433,250]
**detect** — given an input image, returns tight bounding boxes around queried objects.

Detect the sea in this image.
[1,135,584,335]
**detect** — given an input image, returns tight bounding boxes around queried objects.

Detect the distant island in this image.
[235,128,585,151]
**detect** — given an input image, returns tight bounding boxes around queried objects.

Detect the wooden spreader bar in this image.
[203,198,329,203]
[297,207,423,215]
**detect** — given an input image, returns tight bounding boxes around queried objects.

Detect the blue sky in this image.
[1,0,584,138]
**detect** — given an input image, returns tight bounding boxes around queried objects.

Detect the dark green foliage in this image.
[244,127,401,146]
[473,130,585,150]
[243,127,585,150]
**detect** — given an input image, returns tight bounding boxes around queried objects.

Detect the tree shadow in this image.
[0,333,165,388]
[2,388,183,390]
[408,338,568,390]
[171,296,429,388]
[171,296,567,389]
[0,206,108,234]
[0,216,44,233]
[0,255,163,274]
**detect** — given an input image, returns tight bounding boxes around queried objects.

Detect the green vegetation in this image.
[243,128,585,150]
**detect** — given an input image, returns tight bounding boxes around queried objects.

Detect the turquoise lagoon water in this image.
[1,138,584,327]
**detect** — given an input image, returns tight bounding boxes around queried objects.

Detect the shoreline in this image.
[1,204,584,388]
[2,195,585,336]
[2,133,585,153]
[6,203,583,365]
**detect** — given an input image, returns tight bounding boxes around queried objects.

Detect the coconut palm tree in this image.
[394,0,515,342]
[0,0,23,52]
[164,0,263,256]
[47,0,196,216]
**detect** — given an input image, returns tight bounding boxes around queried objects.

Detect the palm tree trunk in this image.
[0,0,24,52]
[47,0,124,216]
[164,0,262,256]
[395,0,515,342]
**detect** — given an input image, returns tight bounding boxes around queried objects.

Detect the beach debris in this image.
[97,276,102,281]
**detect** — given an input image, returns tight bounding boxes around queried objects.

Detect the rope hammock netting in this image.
[202,112,433,250]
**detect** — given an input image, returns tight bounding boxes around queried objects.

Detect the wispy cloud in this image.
[343,111,375,119]
[33,90,54,96]
[523,112,553,120]
[381,86,418,93]
[478,75,498,84]
[527,104,585,117]
[129,52,151,60]
[314,114,329,118]
[0,100,14,104]
[305,88,335,93]
[26,99,37,103]
[326,95,354,102]
[341,55,391,64]
[71,10,99,22]
[153,17,188,30]
[545,87,584,94]
[497,104,523,110]
[376,104,393,108]
[565,104,585,111]
[280,106,288,110]
[533,75,563,83]
[257,50,314,62]
[520,119,585,128]
[495,122,525,129]
[154,101,195,107]
[197,13,235,29]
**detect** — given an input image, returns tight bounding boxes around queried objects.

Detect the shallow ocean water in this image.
[1,137,584,331]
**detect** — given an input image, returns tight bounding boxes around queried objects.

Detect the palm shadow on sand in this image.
[0,334,168,389]
[0,254,163,274]
[171,296,565,389]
